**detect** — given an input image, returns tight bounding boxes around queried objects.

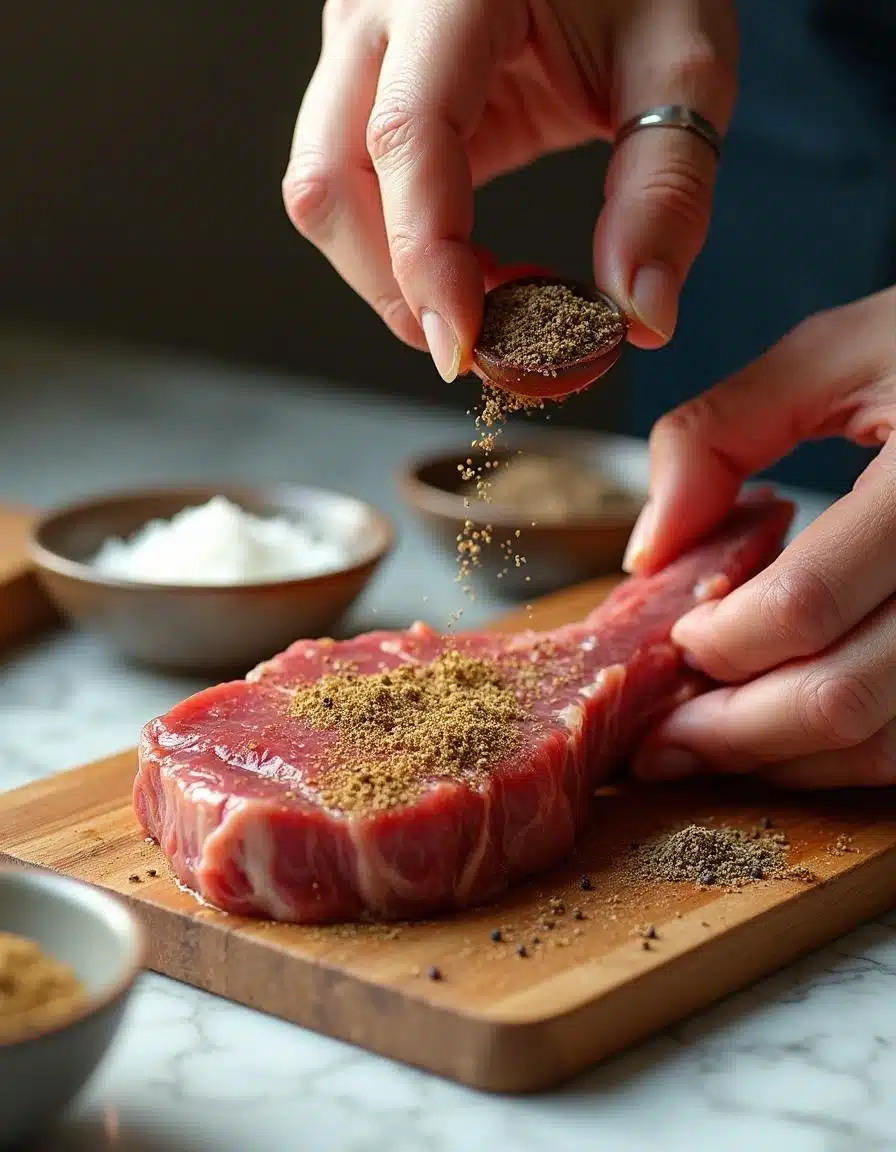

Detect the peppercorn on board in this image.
[0,504,59,652]
[2,579,896,1093]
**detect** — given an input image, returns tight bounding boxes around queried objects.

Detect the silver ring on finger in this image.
[614,105,723,161]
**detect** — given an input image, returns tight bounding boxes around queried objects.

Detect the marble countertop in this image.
[2,328,895,1152]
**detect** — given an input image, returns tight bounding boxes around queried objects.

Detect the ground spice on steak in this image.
[289,650,526,814]
[0,932,88,1042]
[630,824,787,890]
[478,281,625,376]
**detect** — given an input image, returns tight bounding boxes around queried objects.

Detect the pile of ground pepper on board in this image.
[477,281,625,376]
[0,932,88,1042]
[289,651,527,814]
[629,824,788,890]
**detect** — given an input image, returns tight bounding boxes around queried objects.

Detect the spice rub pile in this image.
[290,649,531,815]
[0,932,88,1042]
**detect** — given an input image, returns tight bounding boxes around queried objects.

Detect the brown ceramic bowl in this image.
[398,440,645,599]
[28,484,395,673]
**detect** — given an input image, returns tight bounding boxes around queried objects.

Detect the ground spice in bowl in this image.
[463,454,634,522]
[478,281,626,377]
[0,932,88,1042]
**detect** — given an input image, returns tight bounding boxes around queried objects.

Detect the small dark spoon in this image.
[471,275,629,400]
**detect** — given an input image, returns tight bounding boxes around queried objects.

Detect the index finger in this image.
[671,437,896,682]
[367,2,527,380]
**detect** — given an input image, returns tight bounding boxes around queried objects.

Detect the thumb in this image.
[593,5,737,347]
[623,288,896,575]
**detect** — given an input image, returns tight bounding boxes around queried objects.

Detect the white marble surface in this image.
[2,329,895,1152]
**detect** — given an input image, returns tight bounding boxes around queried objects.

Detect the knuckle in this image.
[651,391,721,451]
[322,0,362,34]
[791,307,836,349]
[386,227,427,285]
[366,98,419,169]
[664,40,737,110]
[797,673,882,748]
[637,153,713,236]
[374,292,414,338]
[756,565,845,655]
[861,734,896,786]
[282,164,337,241]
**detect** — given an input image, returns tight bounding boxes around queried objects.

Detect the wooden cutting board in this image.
[0,504,59,650]
[2,581,896,1093]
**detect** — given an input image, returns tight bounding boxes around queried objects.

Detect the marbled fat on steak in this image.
[134,495,794,923]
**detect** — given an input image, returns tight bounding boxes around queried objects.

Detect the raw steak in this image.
[135,494,794,923]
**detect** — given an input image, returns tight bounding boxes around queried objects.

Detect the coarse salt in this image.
[92,496,348,585]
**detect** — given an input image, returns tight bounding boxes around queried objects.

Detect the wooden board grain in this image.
[0,504,59,650]
[2,578,896,1092]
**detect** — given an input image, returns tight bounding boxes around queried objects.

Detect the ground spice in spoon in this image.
[0,932,88,1042]
[478,281,626,377]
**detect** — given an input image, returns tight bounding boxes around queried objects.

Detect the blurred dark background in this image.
[2,1,893,491]
[0,2,620,426]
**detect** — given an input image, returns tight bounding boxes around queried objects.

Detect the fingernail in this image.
[622,499,656,574]
[421,310,460,383]
[671,601,718,646]
[631,264,678,342]
[635,747,701,781]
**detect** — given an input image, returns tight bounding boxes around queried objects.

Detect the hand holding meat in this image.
[632,287,896,789]
[282,0,737,379]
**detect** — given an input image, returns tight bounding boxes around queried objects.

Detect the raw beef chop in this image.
[135,494,794,923]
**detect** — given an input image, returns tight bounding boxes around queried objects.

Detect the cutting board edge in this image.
[3,822,896,1093]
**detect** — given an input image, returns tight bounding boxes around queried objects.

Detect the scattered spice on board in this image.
[289,651,527,814]
[628,824,789,890]
[827,834,856,857]
[0,932,88,1042]
[477,281,625,377]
